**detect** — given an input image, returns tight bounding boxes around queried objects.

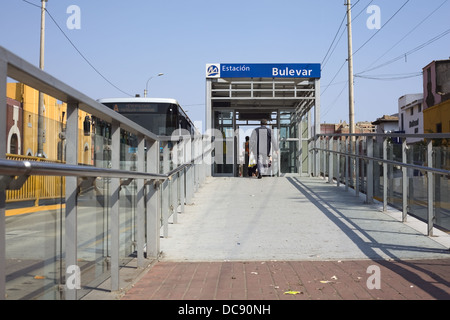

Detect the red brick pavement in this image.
[121,259,450,300]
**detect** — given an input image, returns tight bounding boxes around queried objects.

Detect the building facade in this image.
[422,59,450,134]
[6,83,92,164]
[398,93,423,144]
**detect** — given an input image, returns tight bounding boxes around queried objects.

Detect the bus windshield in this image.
[102,102,178,136]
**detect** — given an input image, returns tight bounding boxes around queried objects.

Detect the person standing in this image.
[250,119,271,179]
[243,136,250,177]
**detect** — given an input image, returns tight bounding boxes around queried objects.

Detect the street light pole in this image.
[37,0,48,157]
[144,73,164,97]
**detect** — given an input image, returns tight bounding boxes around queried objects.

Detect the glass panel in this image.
[406,143,427,223]
[434,144,449,231]
[385,140,402,210]
[5,109,66,300]
[76,122,112,299]
[279,110,298,174]
[280,140,298,173]
[214,111,233,175]
[119,130,138,266]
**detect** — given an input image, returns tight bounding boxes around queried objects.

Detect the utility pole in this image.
[37,0,48,157]
[346,0,355,136]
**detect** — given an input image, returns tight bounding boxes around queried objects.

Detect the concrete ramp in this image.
[160,177,450,261]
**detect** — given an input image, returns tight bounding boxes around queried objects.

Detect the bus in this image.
[98,97,195,136]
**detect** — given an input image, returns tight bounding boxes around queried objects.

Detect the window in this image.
[436,123,442,133]
[418,103,422,113]
[410,108,413,116]
[10,134,18,154]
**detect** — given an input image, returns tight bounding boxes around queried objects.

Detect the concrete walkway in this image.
[159,176,449,261]
[119,176,450,300]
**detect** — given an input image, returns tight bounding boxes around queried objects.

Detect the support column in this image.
[110,122,121,291]
[328,137,333,183]
[64,102,79,300]
[383,137,388,211]
[0,58,7,300]
[314,79,321,177]
[355,137,360,196]
[136,134,145,268]
[336,137,341,187]
[205,79,213,175]
[427,140,434,236]
[402,138,408,222]
[146,139,160,259]
[298,116,303,175]
[366,136,374,204]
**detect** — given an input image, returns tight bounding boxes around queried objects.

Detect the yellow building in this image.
[6,82,92,164]
[423,99,450,134]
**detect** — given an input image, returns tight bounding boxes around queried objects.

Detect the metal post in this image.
[185,138,194,205]
[0,58,7,300]
[336,137,341,187]
[383,137,388,211]
[136,135,145,267]
[328,137,333,183]
[298,116,303,175]
[205,79,213,172]
[345,136,349,191]
[37,0,47,157]
[402,138,408,222]
[162,180,169,238]
[366,136,374,204]
[314,79,321,177]
[110,122,121,291]
[146,140,160,259]
[64,102,78,300]
[172,172,178,224]
[355,137,360,196]
[427,140,434,236]
[179,140,185,214]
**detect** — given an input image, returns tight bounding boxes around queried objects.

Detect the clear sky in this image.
[1,0,449,130]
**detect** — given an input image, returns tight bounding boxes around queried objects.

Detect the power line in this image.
[357,28,450,74]
[21,0,133,97]
[322,0,411,96]
[321,82,348,119]
[321,13,346,68]
[321,0,369,71]
[355,72,422,81]
[321,60,347,95]
[352,0,411,57]
[321,0,377,92]
[358,0,450,74]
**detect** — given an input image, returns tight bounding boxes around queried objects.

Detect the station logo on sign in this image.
[206,64,220,78]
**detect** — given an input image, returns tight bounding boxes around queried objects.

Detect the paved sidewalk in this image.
[122,259,450,300]
[120,176,450,300]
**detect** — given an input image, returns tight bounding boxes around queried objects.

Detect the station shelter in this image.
[205,63,321,177]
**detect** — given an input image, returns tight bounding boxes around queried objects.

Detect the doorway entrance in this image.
[206,63,321,177]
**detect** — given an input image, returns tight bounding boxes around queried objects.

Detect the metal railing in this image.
[0,46,212,300]
[5,154,65,205]
[309,133,450,236]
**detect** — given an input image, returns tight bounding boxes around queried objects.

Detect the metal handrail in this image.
[312,147,450,177]
[308,132,450,143]
[316,132,450,139]
[0,145,213,185]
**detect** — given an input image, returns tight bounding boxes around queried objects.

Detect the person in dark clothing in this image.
[243,136,250,177]
[250,119,272,179]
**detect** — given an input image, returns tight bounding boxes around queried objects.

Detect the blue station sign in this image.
[206,63,321,79]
